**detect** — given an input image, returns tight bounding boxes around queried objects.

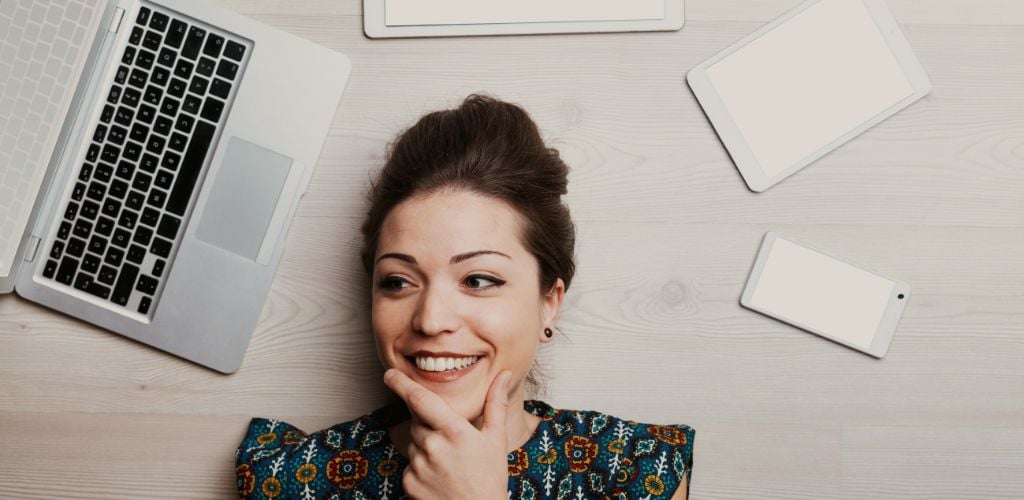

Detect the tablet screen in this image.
[704,0,914,177]
[385,0,665,26]
[748,237,895,349]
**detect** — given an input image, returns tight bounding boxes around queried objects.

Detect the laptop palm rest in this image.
[195,137,294,264]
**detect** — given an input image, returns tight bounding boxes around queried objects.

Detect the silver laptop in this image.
[0,0,351,373]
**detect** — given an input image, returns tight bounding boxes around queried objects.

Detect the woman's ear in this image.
[541,278,566,331]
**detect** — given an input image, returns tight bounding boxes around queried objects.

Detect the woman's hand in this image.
[383,368,511,500]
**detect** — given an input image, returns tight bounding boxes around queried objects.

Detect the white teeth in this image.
[414,355,480,372]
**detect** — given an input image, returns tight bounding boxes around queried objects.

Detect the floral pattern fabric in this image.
[236,400,694,499]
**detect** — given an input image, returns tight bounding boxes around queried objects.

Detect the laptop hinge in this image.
[108,7,126,33]
[24,236,41,264]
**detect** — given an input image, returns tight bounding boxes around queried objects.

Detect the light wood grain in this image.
[1,1,1022,498]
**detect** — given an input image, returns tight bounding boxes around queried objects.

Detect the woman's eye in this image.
[464,274,506,290]
[376,277,409,291]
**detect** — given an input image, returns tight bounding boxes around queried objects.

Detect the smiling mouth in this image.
[405,355,482,372]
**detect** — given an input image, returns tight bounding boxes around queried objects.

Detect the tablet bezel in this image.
[362,0,684,38]
[739,232,911,358]
[686,0,932,192]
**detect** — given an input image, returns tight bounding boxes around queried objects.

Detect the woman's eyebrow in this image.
[377,253,416,264]
[451,250,511,264]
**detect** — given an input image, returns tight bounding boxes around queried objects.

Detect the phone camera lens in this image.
[897,294,905,299]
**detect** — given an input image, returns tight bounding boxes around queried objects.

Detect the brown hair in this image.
[361,94,576,396]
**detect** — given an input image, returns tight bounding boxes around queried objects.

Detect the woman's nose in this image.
[412,285,459,336]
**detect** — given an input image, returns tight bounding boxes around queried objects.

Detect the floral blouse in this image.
[236,399,694,499]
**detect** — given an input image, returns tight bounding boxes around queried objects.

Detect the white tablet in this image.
[687,0,931,192]
[363,0,684,38]
[740,232,911,358]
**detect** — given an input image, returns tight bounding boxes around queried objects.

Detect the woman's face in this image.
[372,189,564,421]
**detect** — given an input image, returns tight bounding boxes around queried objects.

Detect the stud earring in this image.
[544,328,553,338]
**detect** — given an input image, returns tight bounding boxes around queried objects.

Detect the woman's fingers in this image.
[383,368,461,431]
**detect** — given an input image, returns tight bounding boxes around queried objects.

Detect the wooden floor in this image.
[1,1,1022,498]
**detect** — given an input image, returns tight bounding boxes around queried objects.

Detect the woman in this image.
[236,95,694,499]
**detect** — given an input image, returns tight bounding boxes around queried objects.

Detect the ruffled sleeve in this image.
[613,423,695,499]
[234,418,309,499]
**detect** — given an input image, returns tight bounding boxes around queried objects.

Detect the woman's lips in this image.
[405,355,482,383]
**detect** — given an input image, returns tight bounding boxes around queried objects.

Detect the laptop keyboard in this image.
[41,4,247,316]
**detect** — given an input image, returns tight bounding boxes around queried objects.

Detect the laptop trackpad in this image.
[195,137,293,264]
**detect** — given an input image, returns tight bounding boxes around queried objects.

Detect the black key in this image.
[56,256,79,285]
[86,144,100,162]
[43,259,58,279]
[137,6,150,25]
[154,116,173,135]
[101,144,119,163]
[93,123,108,142]
[203,33,224,57]
[105,246,125,267]
[80,200,99,220]
[166,20,187,48]
[107,124,127,145]
[116,161,135,180]
[175,114,194,133]
[123,141,142,162]
[143,85,163,106]
[138,104,156,124]
[57,221,71,240]
[129,26,143,46]
[71,182,85,201]
[115,106,133,126]
[81,253,101,274]
[130,123,148,143]
[140,153,159,172]
[209,78,231,99]
[126,190,145,211]
[118,210,139,230]
[122,45,136,65]
[121,87,141,107]
[152,65,170,87]
[224,40,245,61]
[112,228,131,248]
[96,216,114,236]
[147,189,166,209]
[200,98,224,122]
[168,78,187,98]
[76,273,111,300]
[127,244,147,265]
[86,182,105,202]
[152,259,165,278]
[168,132,187,152]
[216,59,238,81]
[73,219,91,239]
[154,169,174,190]
[88,235,107,255]
[157,214,181,240]
[167,120,214,215]
[101,198,120,218]
[158,47,176,68]
[138,296,152,314]
[189,75,208,95]
[64,201,79,221]
[134,225,153,246]
[196,57,215,77]
[151,237,172,258]
[149,11,169,32]
[146,134,166,154]
[141,207,161,226]
[110,179,128,199]
[133,172,152,192]
[182,27,205,60]
[174,59,194,79]
[100,104,114,123]
[95,162,113,182]
[50,240,64,259]
[79,163,93,181]
[98,265,118,286]
[136,274,159,295]
[160,96,180,116]
[182,94,201,115]
[128,68,147,89]
[112,263,139,306]
[66,237,86,257]
[136,49,155,70]
[161,151,180,171]
[143,30,161,51]
[115,66,129,86]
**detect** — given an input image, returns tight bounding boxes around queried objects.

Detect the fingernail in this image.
[384,368,395,381]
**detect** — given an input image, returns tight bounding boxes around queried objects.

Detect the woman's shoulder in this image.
[525,400,694,499]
